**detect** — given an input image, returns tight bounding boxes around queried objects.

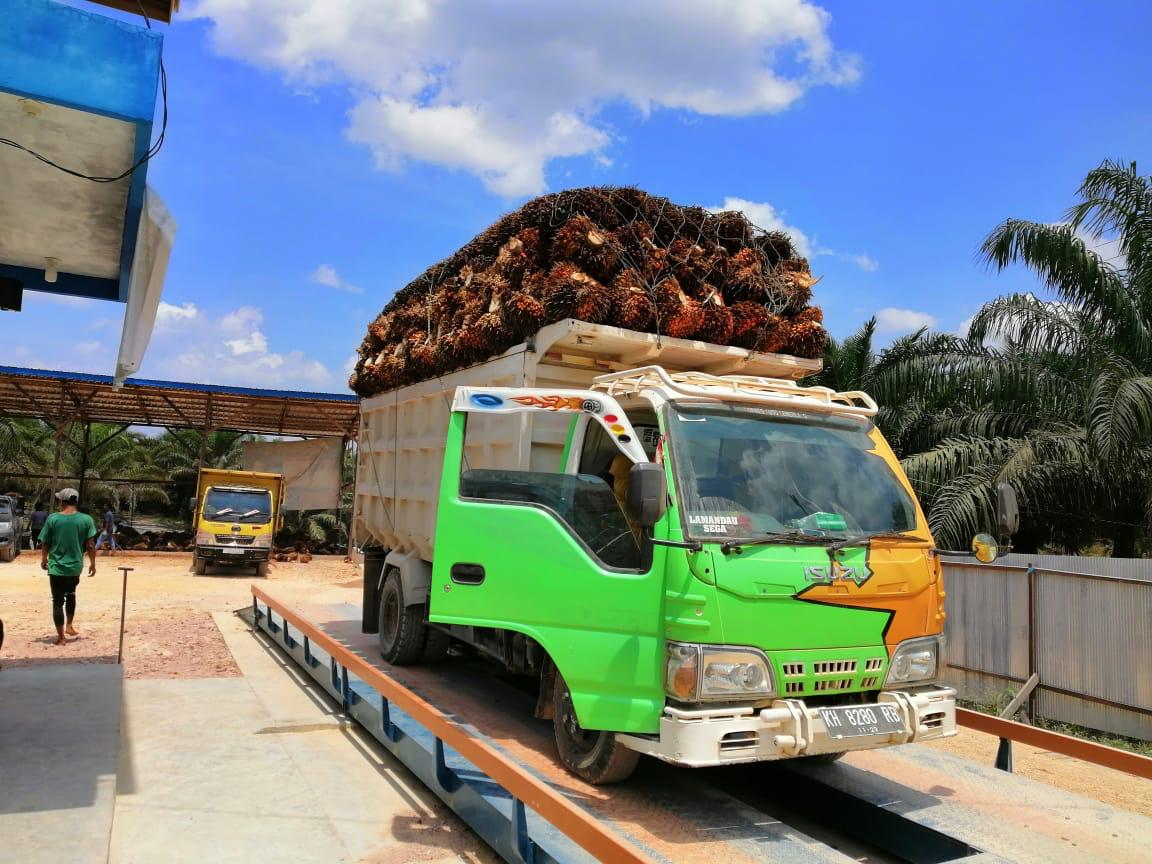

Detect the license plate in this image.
[222,547,245,555]
[819,704,905,739]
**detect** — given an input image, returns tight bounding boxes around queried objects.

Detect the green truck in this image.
[354,319,1011,783]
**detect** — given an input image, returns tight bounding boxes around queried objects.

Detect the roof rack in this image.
[592,366,878,418]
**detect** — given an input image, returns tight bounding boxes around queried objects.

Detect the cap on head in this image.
[55,487,80,504]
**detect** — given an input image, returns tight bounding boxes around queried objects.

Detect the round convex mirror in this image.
[971,533,999,563]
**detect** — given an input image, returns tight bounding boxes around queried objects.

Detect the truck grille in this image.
[774,656,887,697]
[215,535,255,545]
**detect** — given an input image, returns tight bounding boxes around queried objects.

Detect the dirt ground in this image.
[0,551,358,678]
[1,550,1147,818]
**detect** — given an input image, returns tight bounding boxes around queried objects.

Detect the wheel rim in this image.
[382,591,400,648]
[559,687,601,757]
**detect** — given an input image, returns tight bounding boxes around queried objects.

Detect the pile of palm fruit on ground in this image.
[349,186,825,397]
[116,525,194,551]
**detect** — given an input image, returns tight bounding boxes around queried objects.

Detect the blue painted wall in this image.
[0,0,161,122]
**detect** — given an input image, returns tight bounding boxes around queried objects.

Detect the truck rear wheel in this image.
[193,557,207,575]
[552,672,639,785]
[378,569,429,665]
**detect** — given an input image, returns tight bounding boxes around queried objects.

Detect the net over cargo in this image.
[349,187,826,397]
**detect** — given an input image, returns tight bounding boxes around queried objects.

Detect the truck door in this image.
[429,406,666,734]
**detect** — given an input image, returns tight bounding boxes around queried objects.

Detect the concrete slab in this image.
[212,612,495,864]
[0,663,123,864]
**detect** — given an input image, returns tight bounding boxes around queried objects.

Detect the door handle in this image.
[450,563,485,585]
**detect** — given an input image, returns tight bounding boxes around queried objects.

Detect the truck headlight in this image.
[665,642,775,702]
[885,636,943,686]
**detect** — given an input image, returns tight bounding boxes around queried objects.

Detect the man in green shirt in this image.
[39,488,97,646]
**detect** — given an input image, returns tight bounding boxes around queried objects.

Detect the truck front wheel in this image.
[193,557,207,575]
[552,673,639,785]
[378,569,429,665]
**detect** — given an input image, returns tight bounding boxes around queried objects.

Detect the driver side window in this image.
[459,469,642,570]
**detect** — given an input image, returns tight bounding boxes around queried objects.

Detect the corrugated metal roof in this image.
[0,365,358,438]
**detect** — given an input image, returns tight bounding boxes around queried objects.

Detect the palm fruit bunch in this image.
[350,186,825,397]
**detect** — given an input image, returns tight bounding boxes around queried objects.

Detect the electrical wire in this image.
[0,2,168,183]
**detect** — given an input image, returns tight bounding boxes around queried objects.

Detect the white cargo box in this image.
[352,319,820,562]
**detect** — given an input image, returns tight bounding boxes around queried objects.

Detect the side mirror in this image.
[627,462,667,528]
[996,482,1019,538]
[971,533,999,563]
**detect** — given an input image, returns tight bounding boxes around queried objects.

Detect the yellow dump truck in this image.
[193,468,284,576]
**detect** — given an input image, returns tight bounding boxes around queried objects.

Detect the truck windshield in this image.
[203,489,272,524]
[665,405,918,542]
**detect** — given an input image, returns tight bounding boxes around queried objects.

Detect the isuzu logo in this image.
[803,561,872,587]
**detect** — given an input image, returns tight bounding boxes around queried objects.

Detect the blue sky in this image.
[6,0,1150,391]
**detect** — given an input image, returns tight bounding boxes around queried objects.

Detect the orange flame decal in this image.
[510,395,586,411]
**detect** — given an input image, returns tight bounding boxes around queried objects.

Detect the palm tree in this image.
[882,160,1152,555]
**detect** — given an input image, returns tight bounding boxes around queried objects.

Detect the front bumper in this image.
[617,686,956,767]
[196,545,269,563]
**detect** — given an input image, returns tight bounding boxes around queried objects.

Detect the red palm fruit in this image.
[696,292,734,345]
[502,290,547,336]
[792,306,824,326]
[494,236,529,280]
[551,214,597,259]
[571,272,614,323]
[759,316,790,354]
[612,269,655,330]
[517,227,542,257]
[778,259,819,313]
[641,246,669,282]
[729,301,771,348]
[655,276,705,339]
[785,320,828,359]
[367,312,394,342]
[543,263,581,318]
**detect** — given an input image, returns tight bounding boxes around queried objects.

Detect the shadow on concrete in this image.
[0,663,122,815]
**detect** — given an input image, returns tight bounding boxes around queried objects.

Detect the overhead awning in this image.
[0,366,360,439]
[0,0,173,383]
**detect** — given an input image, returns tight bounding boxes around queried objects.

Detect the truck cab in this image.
[362,359,1012,784]
[193,469,284,576]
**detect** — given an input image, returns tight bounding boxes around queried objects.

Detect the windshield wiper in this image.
[721,530,830,555]
[826,530,925,559]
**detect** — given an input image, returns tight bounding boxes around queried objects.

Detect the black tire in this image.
[378,570,429,665]
[193,557,207,575]
[552,672,640,785]
[0,546,12,563]
[422,624,450,663]
[256,560,270,578]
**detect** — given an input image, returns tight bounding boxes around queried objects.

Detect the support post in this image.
[1026,564,1038,722]
[77,421,92,505]
[994,672,1040,773]
[117,566,133,664]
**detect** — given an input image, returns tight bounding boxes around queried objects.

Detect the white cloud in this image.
[312,264,363,295]
[141,304,333,388]
[957,314,976,338]
[220,306,263,334]
[193,0,859,196]
[225,331,269,355]
[874,307,937,334]
[709,197,877,271]
[75,340,103,355]
[155,301,201,330]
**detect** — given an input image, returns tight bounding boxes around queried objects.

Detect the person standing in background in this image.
[38,488,97,646]
[29,502,48,550]
[95,503,119,555]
